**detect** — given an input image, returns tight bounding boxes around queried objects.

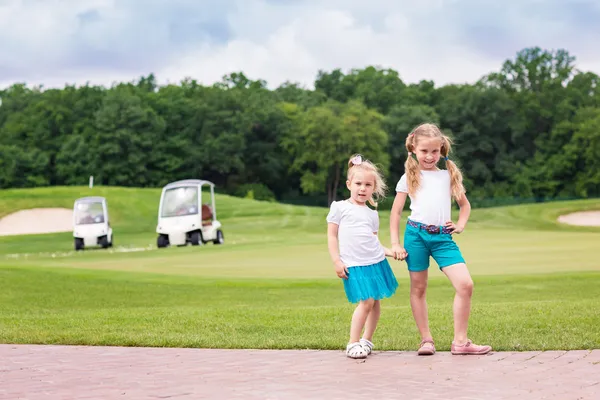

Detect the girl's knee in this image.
[359,299,376,310]
[456,278,474,296]
[411,287,427,298]
[409,271,428,297]
[410,281,428,298]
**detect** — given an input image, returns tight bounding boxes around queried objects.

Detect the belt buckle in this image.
[425,225,440,234]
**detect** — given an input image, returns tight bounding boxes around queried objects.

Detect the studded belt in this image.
[407,219,453,234]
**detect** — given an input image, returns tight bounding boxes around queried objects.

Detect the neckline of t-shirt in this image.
[420,169,446,173]
[344,199,370,208]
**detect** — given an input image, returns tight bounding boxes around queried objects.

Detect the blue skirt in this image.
[343,258,399,303]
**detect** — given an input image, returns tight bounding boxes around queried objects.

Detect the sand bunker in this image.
[0,208,73,236]
[557,210,600,227]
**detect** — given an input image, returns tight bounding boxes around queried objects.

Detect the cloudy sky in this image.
[1,0,599,90]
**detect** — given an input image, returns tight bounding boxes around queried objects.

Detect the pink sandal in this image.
[451,339,492,355]
[417,338,436,356]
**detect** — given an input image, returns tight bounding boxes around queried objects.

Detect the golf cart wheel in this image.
[157,234,169,248]
[190,231,202,246]
[74,238,84,251]
[213,230,224,245]
[99,236,110,249]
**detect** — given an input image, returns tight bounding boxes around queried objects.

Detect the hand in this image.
[391,244,408,261]
[334,260,349,279]
[445,220,464,234]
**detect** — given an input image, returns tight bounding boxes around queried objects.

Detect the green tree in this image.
[287,99,389,204]
[92,85,165,186]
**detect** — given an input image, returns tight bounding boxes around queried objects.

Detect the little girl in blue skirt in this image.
[327,154,402,359]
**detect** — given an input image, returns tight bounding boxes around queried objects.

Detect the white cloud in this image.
[1,0,599,90]
[159,2,501,88]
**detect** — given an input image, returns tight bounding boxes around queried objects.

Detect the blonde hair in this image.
[347,154,388,208]
[404,123,465,200]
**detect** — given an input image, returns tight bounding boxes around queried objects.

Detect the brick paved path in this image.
[1,345,598,400]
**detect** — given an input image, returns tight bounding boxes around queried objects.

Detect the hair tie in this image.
[351,155,362,165]
[407,152,412,157]
[444,156,449,161]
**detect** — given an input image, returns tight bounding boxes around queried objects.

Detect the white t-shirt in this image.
[396,170,452,226]
[326,200,386,267]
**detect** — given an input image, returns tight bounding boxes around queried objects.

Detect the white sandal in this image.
[346,342,367,359]
[360,338,374,355]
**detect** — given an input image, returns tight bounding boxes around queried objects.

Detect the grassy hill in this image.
[0,185,325,255]
[1,186,599,275]
[3,186,600,231]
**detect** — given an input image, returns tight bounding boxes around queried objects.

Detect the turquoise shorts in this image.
[403,219,465,272]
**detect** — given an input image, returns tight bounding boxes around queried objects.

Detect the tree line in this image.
[1,46,599,209]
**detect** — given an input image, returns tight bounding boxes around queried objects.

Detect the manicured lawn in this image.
[1,187,599,350]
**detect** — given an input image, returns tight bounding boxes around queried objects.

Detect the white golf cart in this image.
[156,179,224,248]
[73,196,113,251]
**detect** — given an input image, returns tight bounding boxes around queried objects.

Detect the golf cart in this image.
[73,196,113,251]
[156,179,224,248]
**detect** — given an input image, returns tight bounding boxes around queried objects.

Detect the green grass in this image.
[1,186,600,350]
[1,267,598,351]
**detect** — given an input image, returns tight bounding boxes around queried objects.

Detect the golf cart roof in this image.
[75,196,106,203]
[163,179,215,189]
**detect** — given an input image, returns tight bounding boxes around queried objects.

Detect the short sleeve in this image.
[371,210,380,233]
[396,174,408,193]
[326,201,341,225]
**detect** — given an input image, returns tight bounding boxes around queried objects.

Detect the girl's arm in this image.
[389,192,408,260]
[373,231,395,258]
[327,223,348,279]
[446,192,471,233]
[382,244,395,258]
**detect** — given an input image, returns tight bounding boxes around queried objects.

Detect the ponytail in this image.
[441,136,465,200]
[446,160,465,200]
[404,154,421,197]
[404,132,421,197]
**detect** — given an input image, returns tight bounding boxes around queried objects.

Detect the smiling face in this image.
[346,170,376,205]
[414,137,443,171]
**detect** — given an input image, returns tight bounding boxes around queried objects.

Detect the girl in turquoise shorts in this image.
[389,123,492,356]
